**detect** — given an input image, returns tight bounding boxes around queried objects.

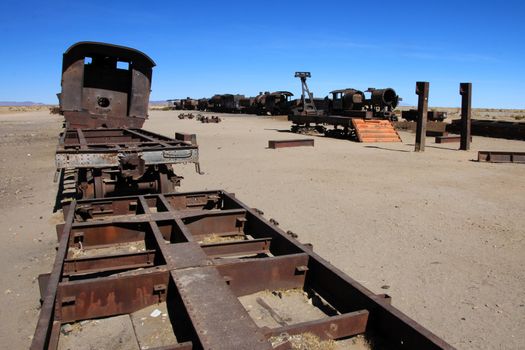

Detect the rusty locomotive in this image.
[171,91,295,116]
[55,42,200,211]
[171,80,400,120]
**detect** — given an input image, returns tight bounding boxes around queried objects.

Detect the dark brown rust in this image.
[435,135,472,144]
[402,109,447,122]
[32,191,454,350]
[460,82,472,150]
[415,81,429,152]
[55,128,200,207]
[262,310,369,340]
[478,151,525,163]
[448,119,525,140]
[268,139,314,149]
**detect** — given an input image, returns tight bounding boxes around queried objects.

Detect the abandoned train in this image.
[168,90,295,115]
[55,42,200,208]
[169,85,400,119]
[30,41,453,350]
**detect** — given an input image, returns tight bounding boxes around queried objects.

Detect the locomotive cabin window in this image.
[83,55,132,94]
[116,61,129,70]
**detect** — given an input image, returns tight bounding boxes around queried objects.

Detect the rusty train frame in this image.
[55,127,200,214]
[32,41,454,349]
[33,191,453,349]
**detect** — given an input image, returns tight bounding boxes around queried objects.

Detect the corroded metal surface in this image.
[268,139,314,149]
[59,42,155,129]
[415,81,429,152]
[33,191,454,350]
[55,128,200,205]
[478,151,525,163]
[56,128,199,168]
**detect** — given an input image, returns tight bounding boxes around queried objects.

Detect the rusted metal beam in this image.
[201,238,271,258]
[268,139,314,149]
[171,267,271,350]
[447,119,525,140]
[76,128,88,149]
[62,250,156,276]
[478,151,525,163]
[31,206,75,350]
[394,120,447,133]
[427,130,448,137]
[58,268,169,322]
[415,82,429,152]
[68,223,149,247]
[263,310,369,340]
[460,82,472,150]
[175,132,197,145]
[214,254,309,296]
[435,135,472,144]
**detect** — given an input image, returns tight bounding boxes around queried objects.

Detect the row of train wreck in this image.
[167,78,447,122]
[167,85,408,120]
[31,41,454,349]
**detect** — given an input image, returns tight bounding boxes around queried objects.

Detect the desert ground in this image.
[0,109,524,349]
[394,106,525,123]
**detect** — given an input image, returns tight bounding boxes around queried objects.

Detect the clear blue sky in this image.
[1,0,523,108]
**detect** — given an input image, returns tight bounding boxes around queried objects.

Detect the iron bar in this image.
[478,151,525,163]
[415,81,429,152]
[268,139,314,149]
[435,135,472,144]
[460,82,472,150]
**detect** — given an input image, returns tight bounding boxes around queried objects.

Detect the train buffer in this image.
[352,119,402,142]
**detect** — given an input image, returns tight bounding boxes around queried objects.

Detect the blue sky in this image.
[0,0,523,108]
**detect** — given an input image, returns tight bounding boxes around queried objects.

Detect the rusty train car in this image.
[176,86,400,119]
[175,91,294,116]
[32,42,454,349]
[58,42,154,129]
[54,42,200,210]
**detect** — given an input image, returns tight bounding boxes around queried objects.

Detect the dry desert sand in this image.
[0,109,524,349]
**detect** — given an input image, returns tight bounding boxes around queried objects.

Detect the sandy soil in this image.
[0,109,524,349]
[0,105,55,114]
[396,106,525,123]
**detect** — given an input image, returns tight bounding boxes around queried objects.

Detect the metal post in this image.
[460,82,472,150]
[415,82,429,152]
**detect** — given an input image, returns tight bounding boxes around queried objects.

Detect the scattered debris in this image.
[178,113,195,119]
[149,309,162,318]
[268,139,314,149]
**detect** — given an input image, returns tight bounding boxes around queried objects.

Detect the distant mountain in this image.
[149,100,168,106]
[0,101,46,106]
